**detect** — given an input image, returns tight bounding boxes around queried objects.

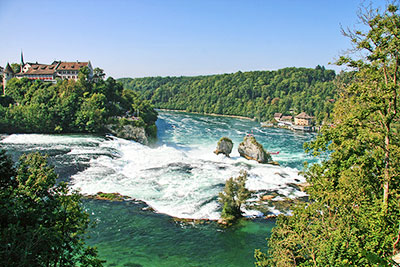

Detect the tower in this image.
[20,50,24,73]
[3,63,14,95]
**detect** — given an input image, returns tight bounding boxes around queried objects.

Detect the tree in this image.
[75,93,107,132]
[257,3,400,266]
[10,63,21,73]
[219,170,250,223]
[78,66,91,82]
[338,3,400,213]
[0,150,104,266]
[93,67,105,80]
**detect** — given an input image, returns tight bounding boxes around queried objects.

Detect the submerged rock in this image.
[214,137,233,157]
[287,182,310,192]
[87,192,131,201]
[238,135,272,163]
[261,195,275,201]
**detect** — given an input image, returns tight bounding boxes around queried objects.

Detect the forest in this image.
[119,66,338,123]
[0,68,158,138]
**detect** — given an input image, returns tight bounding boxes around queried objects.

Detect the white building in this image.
[16,60,93,82]
[2,53,94,93]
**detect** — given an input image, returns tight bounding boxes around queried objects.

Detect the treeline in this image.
[119,66,337,123]
[0,68,157,137]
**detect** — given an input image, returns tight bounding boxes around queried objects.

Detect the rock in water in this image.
[106,124,149,145]
[238,135,272,163]
[214,137,233,157]
[118,125,149,145]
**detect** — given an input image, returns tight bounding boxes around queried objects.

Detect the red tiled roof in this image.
[16,61,89,76]
[57,62,88,70]
[22,63,57,75]
[281,115,293,121]
[295,112,313,119]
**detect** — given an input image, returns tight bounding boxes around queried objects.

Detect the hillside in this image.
[119,66,337,123]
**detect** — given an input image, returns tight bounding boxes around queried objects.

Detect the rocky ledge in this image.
[106,123,149,145]
[238,135,272,164]
[85,192,131,201]
[214,137,233,157]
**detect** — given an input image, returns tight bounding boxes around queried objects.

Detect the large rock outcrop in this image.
[214,137,233,157]
[238,135,271,163]
[106,124,149,145]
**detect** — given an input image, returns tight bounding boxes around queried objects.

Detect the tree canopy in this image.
[0,75,158,137]
[257,3,400,266]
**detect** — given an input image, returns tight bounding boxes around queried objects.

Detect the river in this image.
[0,110,318,266]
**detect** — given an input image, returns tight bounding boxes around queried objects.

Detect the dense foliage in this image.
[0,150,104,266]
[0,68,157,138]
[256,4,400,266]
[119,66,337,123]
[219,171,250,223]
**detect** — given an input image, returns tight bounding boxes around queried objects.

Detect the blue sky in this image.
[0,0,390,78]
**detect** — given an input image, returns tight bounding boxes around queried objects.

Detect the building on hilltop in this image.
[16,61,59,82]
[2,52,94,94]
[16,60,93,82]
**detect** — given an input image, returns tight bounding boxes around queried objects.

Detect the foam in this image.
[70,136,309,219]
[1,133,102,145]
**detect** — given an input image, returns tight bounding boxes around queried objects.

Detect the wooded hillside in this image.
[119,66,337,123]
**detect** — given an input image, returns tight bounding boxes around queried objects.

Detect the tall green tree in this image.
[256,3,400,266]
[0,150,104,266]
[219,170,250,223]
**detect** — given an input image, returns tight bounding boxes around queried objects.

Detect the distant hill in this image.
[118,66,338,123]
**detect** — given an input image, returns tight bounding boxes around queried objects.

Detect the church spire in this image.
[20,50,24,72]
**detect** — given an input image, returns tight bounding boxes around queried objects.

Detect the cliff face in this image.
[238,136,271,163]
[106,123,149,145]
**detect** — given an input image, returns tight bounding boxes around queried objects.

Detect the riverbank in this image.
[158,108,256,121]
[261,121,319,133]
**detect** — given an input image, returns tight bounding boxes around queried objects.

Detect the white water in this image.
[1,111,316,220]
[69,136,305,219]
